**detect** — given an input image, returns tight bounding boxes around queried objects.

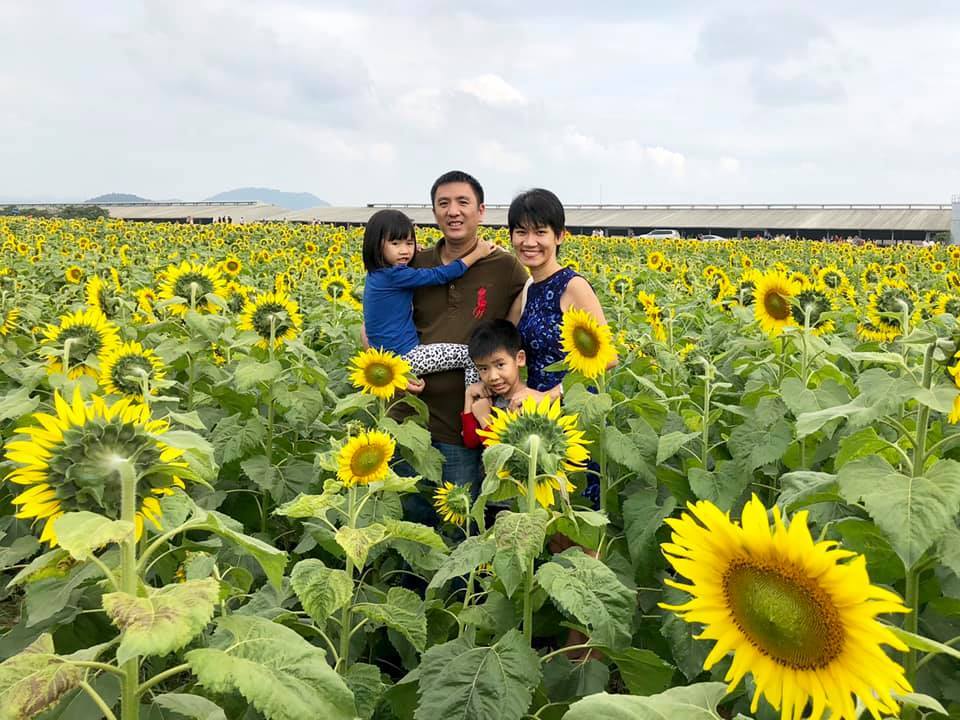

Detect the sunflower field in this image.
[1,215,960,720]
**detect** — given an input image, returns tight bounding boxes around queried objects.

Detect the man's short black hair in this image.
[363,209,415,272]
[430,170,484,207]
[468,319,523,360]
[507,188,565,236]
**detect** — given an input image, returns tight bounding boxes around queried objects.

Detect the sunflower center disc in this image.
[724,559,844,669]
[351,445,385,477]
[573,327,600,358]
[366,363,393,387]
[763,291,790,321]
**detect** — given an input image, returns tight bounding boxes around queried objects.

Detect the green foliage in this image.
[0,635,83,720]
[492,510,549,597]
[290,559,353,624]
[563,682,728,719]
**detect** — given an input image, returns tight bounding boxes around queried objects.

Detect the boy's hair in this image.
[507,188,565,236]
[468,319,523,360]
[430,170,484,207]
[363,209,415,272]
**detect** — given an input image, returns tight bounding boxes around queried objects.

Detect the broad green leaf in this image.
[374,473,420,493]
[481,443,515,496]
[384,519,447,551]
[896,692,948,715]
[835,426,895,469]
[563,383,613,429]
[660,587,710,681]
[167,410,208,430]
[235,358,282,391]
[777,470,841,512]
[345,663,386,720]
[354,587,427,652]
[833,518,904,584]
[275,482,345,518]
[103,578,220,665]
[428,537,497,590]
[541,656,609,702]
[153,692,228,720]
[380,416,444,481]
[623,488,676,570]
[241,455,283,499]
[0,535,40,571]
[656,431,698,464]
[198,511,288,589]
[53,512,133,561]
[186,615,356,720]
[603,426,654,478]
[492,510,549,597]
[688,461,749,511]
[0,386,40,421]
[838,456,960,569]
[212,413,266,464]
[563,682,727,720]
[159,430,218,481]
[335,523,388,568]
[415,629,541,720]
[535,549,635,650]
[0,634,83,720]
[333,392,377,417]
[727,397,793,471]
[939,525,960,578]
[290,559,353,625]
[603,647,675,696]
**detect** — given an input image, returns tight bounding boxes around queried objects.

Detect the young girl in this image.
[362,208,494,386]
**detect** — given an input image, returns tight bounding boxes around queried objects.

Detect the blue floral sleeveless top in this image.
[517,267,580,391]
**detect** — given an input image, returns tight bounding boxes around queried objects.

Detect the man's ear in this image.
[478,202,486,222]
[516,349,526,367]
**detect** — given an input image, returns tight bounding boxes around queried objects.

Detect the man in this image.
[410,170,528,493]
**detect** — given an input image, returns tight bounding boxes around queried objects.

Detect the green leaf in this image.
[354,587,427,652]
[886,625,960,661]
[241,455,283,499]
[344,663,386,720]
[153,692,228,720]
[167,410,208,430]
[0,386,40,421]
[0,634,83,720]
[939,525,960,578]
[380,417,444,482]
[428,537,497,590]
[622,488,676,570]
[335,523,388,568]
[481,443,515,496]
[777,470,841,512]
[727,397,792,471]
[833,518,904,584]
[414,629,541,720]
[541,656,609,702]
[103,578,220,665]
[603,426,654,477]
[212,413,266,464]
[492,510,549,597]
[159,430,218,481]
[275,482,345,518]
[835,427,894,469]
[290,559,353,625]
[198,511,288,590]
[384,519,447,551]
[603,647,675,696]
[333,392,377,417]
[535,549,635,650]
[235,358,282,391]
[656,431,698,464]
[563,383,613,429]
[688,461,749,511]
[51,512,133,561]
[838,456,960,569]
[0,535,40,571]
[186,615,356,720]
[563,682,728,720]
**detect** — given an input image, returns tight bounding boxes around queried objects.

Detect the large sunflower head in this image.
[791,284,837,335]
[41,307,121,379]
[434,482,471,527]
[85,275,122,318]
[321,274,354,303]
[754,271,797,336]
[477,395,589,508]
[4,388,188,546]
[349,348,411,400]
[238,290,303,350]
[865,279,916,336]
[661,495,911,720]
[99,341,166,399]
[559,308,617,380]
[157,260,226,316]
[336,430,396,487]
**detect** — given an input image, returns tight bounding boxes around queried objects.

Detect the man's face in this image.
[474,348,525,397]
[433,181,485,243]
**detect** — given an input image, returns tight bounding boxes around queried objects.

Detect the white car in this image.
[699,234,726,242]
[640,229,681,239]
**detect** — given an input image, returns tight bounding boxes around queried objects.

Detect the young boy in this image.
[461,320,527,448]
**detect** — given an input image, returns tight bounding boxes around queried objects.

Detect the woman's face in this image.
[511,224,563,271]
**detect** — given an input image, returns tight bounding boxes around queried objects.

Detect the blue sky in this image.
[2,0,959,205]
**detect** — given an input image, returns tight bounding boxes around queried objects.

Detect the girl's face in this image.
[511,224,563,271]
[382,235,416,266]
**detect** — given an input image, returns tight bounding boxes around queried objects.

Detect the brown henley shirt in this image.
[410,241,529,444]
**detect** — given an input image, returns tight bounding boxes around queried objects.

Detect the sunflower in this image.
[791,284,836,335]
[223,281,253,313]
[647,251,665,271]
[41,307,121,379]
[1,307,20,336]
[856,321,898,344]
[336,430,396,487]
[221,256,242,276]
[608,274,634,299]
[754,272,796,336]
[4,388,188,545]
[865,279,915,338]
[434,482,471,527]
[321,273,357,306]
[735,269,760,307]
[157,260,226,316]
[477,395,589,509]
[559,308,617,379]
[85,275,122,318]
[238,291,303,350]
[99,341,166,399]
[65,266,83,284]
[937,294,960,317]
[947,272,960,291]
[349,348,411,400]
[661,495,911,720]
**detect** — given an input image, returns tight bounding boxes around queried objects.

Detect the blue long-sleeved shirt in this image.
[363,260,468,355]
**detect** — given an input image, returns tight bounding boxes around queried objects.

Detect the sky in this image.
[2,0,959,205]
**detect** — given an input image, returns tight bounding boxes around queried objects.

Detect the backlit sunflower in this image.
[238,291,303,350]
[321,274,353,303]
[856,321,898,344]
[4,388,188,545]
[336,430,396,487]
[434,482,470,527]
[41,307,121,379]
[559,308,617,380]
[1,307,20,336]
[65,266,83,284]
[791,283,836,335]
[754,271,796,336]
[85,275,122,318]
[477,395,589,509]
[937,293,960,317]
[865,279,915,339]
[947,351,960,423]
[660,495,911,720]
[157,260,226,316]
[349,347,411,400]
[99,341,166,399]
[608,274,633,299]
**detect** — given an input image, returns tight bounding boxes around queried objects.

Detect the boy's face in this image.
[474,348,525,397]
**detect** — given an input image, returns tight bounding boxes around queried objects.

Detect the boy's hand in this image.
[508,388,547,411]
[465,382,489,403]
[407,378,425,394]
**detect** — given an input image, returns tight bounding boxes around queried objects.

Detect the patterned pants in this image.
[403,343,480,385]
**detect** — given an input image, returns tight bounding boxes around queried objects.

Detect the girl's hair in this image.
[363,209,416,271]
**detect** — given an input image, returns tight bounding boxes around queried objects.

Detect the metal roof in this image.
[102,201,285,222]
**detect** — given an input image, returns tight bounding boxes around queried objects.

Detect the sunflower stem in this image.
[912,342,936,475]
[117,458,140,720]
[338,485,357,675]
[902,565,921,720]
[79,680,118,720]
[523,434,541,646]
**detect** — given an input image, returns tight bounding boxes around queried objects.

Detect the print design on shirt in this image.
[473,287,487,319]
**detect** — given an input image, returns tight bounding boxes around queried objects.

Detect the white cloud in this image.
[720,157,740,173]
[458,74,527,107]
[476,141,530,174]
[560,128,686,178]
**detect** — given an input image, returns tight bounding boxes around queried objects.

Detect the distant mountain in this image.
[206,187,329,210]
[86,193,151,203]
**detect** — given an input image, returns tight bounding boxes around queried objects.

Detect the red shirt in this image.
[460,411,486,449]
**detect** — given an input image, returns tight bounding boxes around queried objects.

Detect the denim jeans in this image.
[399,442,483,527]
